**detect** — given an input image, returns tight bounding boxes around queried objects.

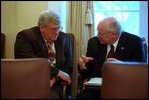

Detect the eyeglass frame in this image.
[48,26,63,32]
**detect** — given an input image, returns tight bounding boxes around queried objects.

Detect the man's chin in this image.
[100,41,109,45]
[100,41,105,44]
[52,38,58,41]
[48,38,57,43]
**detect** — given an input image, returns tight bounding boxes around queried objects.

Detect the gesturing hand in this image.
[79,55,94,70]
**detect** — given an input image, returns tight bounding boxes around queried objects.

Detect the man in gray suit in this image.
[15,10,73,99]
[77,17,146,99]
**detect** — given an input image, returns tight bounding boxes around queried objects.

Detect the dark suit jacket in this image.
[15,26,73,77]
[79,31,145,80]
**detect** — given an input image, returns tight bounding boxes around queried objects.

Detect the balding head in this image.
[97,17,122,45]
[98,17,122,35]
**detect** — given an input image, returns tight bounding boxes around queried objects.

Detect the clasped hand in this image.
[49,70,71,87]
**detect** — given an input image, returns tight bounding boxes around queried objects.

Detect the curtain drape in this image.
[66,1,94,98]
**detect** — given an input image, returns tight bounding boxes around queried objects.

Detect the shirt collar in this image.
[112,33,121,48]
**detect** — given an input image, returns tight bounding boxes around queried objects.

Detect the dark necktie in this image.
[107,45,114,58]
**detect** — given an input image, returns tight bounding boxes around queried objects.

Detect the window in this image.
[47,1,147,44]
[48,1,66,32]
[93,1,140,36]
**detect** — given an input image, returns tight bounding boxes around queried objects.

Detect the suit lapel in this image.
[35,27,49,57]
[115,32,125,58]
[54,34,63,64]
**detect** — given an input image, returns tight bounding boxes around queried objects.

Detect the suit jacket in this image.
[15,26,73,77]
[79,31,145,80]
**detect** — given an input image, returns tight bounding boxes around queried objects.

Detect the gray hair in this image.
[38,10,61,26]
[103,17,122,34]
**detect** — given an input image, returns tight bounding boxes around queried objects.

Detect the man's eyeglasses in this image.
[49,26,63,32]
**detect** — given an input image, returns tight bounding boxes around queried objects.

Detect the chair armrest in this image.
[60,80,67,99]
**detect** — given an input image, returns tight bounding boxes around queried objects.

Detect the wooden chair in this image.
[60,33,74,99]
[101,61,148,99]
[1,58,51,99]
[1,33,5,58]
[142,37,148,63]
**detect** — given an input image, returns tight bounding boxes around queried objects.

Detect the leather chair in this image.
[1,33,5,58]
[101,61,148,99]
[1,58,51,99]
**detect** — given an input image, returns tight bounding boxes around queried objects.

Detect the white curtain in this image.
[66,1,94,98]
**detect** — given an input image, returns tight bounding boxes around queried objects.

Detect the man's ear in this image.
[39,25,46,32]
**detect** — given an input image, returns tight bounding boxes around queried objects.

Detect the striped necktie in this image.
[47,43,55,62]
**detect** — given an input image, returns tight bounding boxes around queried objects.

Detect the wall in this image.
[1,1,47,58]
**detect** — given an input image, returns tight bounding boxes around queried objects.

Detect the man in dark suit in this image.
[14,10,73,99]
[77,17,146,99]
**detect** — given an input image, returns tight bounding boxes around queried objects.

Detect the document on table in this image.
[83,77,102,86]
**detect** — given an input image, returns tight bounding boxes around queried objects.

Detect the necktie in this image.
[107,45,114,58]
[47,43,55,62]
